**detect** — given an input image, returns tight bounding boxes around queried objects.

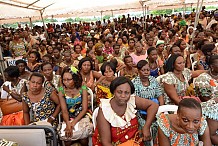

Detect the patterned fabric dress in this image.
[132,76,162,146]
[201,98,218,145]
[201,98,218,121]
[157,113,207,146]
[96,83,113,105]
[22,86,56,125]
[65,91,83,119]
[9,40,26,57]
[162,68,192,105]
[122,67,138,80]
[194,72,218,100]
[44,72,60,91]
[92,96,143,146]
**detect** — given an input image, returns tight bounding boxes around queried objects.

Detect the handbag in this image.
[59,115,93,141]
[118,131,142,146]
[0,98,23,116]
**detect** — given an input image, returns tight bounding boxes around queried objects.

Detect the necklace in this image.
[173,71,184,81]
[82,72,90,83]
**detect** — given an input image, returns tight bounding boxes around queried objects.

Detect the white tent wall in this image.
[0,0,218,24]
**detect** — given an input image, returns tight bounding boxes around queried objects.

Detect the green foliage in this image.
[50,19,58,22]
[65,18,74,22]
[75,17,83,22]
[103,15,111,20]
[43,18,58,23]
[2,23,18,28]
[151,9,172,15]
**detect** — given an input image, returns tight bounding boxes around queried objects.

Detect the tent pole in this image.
[190,0,203,48]
[140,1,145,31]
[144,5,147,30]
[39,10,48,38]
[100,11,103,21]
[29,17,33,30]
[111,10,113,18]
[0,46,6,82]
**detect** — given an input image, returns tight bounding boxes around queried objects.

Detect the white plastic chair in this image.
[190,53,195,65]
[192,61,198,71]
[92,107,99,130]
[157,105,178,114]
[87,87,94,112]
[115,71,120,77]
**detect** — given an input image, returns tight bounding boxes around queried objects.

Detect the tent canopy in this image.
[0,0,217,24]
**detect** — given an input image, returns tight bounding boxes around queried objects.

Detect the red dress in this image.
[92,96,142,145]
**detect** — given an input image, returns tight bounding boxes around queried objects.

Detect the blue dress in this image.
[132,76,163,145]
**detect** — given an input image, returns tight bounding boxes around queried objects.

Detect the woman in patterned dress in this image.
[120,55,138,80]
[201,98,218,145]
[132,60,164,146]
[194,55,218,102]
[58,66,91,146]
[95,62,116,105]
[162,54,204,105]
[9,31,27,58]
[22,73,60,126]
[41,62,60,91]
[157,98,212,146]
[92,77,158,145]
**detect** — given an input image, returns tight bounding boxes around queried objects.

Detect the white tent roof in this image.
[0,0,218,24]
[0,0,141,19]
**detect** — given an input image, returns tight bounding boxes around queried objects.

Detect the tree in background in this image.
[151,9,172,15]
[103,15,111,20]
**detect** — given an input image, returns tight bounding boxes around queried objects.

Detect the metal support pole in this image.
[111,10,113,18]
[183,3,185,18]
[144,5,147,30]
[190,0,204,47]
[39,10,48,38]
[140,1,146,31]
[29,17,33,30]
[100,11,103,22]
[0,46,6,82]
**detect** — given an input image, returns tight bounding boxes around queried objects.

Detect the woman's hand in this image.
[3,85,10,93]
[47,117,54,124]
[142,126,152,141]
[65,121,73,138]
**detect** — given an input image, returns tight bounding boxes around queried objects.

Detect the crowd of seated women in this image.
[0,9,218,145]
